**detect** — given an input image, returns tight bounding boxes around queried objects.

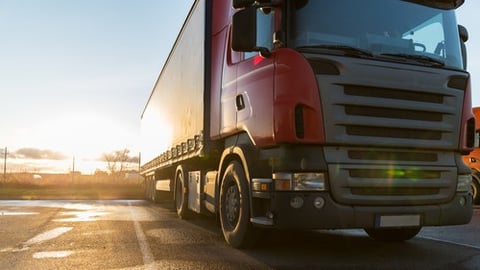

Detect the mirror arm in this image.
[256,47,272,58]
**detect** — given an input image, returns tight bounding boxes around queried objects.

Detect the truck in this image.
[463,107,480,204]
[141,0,475,248]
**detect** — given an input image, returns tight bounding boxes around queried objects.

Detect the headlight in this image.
[457,174,472,192]
[293,173,326,191]
[273,172,327,191]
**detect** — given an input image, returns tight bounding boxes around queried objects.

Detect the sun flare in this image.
[14,112,138,161]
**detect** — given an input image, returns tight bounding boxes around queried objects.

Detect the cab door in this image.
[220,29,241,135]
[222,8,276,145]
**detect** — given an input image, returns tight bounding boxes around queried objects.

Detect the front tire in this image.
[219,160,257,248]
[365,227,421,242]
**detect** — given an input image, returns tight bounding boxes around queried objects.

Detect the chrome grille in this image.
[311,55,467,205]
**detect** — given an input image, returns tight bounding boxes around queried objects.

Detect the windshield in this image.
[288,0,463,69]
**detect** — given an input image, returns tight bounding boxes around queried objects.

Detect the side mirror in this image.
[459,25,468,42]
[232,7,257,52]
[459,25,468,70]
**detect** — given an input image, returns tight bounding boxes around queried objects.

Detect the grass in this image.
[0,173,145,200]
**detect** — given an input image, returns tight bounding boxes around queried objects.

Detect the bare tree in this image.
[102,149,136,180]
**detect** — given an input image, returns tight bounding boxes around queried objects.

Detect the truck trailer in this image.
[141,0,475,248]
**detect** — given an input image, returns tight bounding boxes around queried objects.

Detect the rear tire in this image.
[219,160,258,248]
[145,178,155,201]
[365,227,421,242]
[175,168,191,219]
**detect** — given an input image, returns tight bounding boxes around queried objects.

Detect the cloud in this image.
[12,148,68,160]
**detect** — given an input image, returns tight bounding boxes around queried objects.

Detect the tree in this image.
[102,149,138,179]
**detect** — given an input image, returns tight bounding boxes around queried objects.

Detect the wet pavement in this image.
[0,200,479,269]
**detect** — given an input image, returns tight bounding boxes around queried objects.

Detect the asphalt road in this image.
[0,200,479,270]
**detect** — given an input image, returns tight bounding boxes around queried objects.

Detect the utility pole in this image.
[72,155,75,183]
[138,152,141,172]
[3,147,6,184]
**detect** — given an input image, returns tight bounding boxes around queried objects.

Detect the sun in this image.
[16,112,138,161]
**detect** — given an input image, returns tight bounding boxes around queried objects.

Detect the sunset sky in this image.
[0,0,192,173]
[0,1,479,174]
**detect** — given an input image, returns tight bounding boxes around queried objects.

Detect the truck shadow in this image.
[243,229,479,270]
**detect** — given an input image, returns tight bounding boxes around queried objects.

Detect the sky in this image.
[0,0,193,173]
[0,0,479,174]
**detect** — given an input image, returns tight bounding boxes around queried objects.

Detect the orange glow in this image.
[275,179,291,191]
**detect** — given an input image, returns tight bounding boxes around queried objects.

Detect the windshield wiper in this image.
[379,53,445,67]
[296,44,374,57]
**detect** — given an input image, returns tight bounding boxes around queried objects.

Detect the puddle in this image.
[0,200,160,222]
[54,211,108,222]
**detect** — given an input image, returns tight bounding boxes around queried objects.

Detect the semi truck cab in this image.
[142,0,475,248]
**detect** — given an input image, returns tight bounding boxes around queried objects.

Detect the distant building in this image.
[124,172,143,180]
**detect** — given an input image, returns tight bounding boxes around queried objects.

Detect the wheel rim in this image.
[225,183,240,227]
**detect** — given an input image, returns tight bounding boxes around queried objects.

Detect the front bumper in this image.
[251,191,473,229]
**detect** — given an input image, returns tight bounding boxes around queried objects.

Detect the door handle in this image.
[236,94,245,111]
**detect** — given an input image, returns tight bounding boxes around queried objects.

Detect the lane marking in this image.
[128,202,155,269]
[24,227,73,246]
[2,227,72,253]
[419,236,480,250]
[0,211,38,216]
[33,251,73,259]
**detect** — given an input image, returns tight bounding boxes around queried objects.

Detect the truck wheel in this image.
[219,160,257,248]
[364,227,421,242]
[145,178,154,201]
[471,173,480,205]
[144,181,151,200]
[175,169,191,219]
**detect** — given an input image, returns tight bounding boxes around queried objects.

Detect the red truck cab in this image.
[142,0,475,248]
